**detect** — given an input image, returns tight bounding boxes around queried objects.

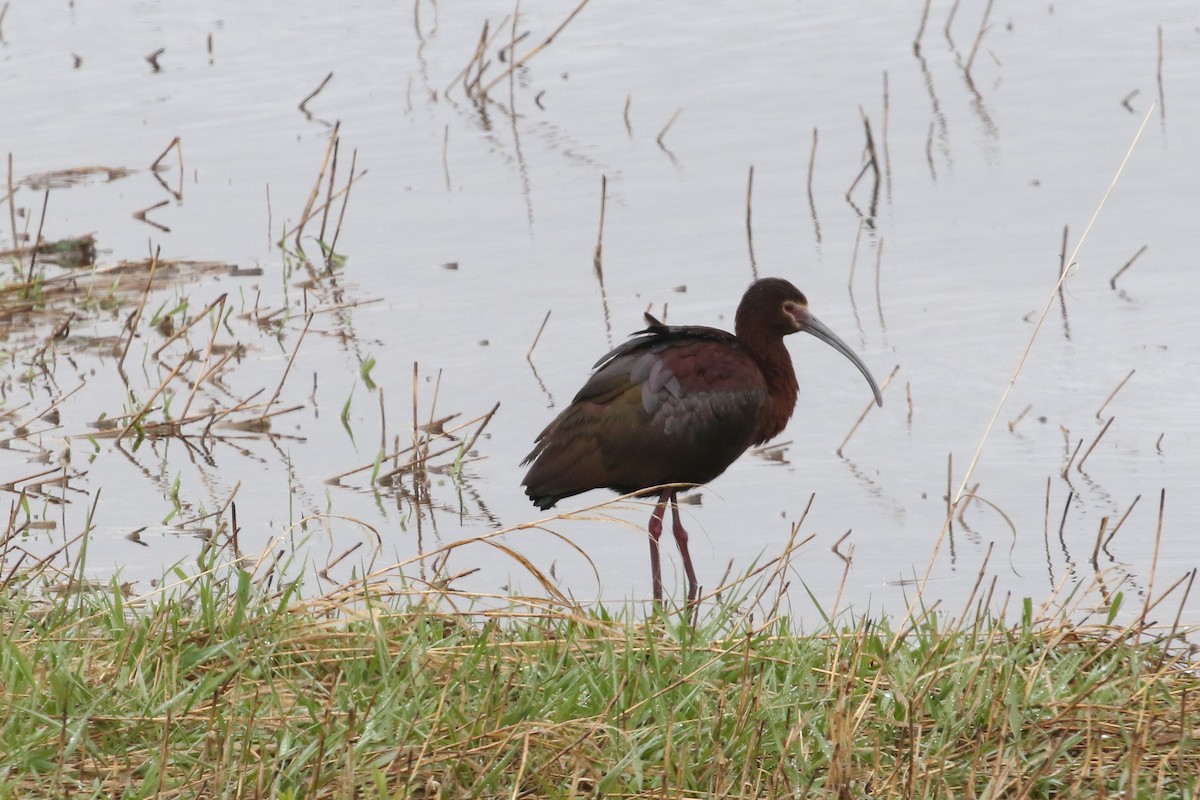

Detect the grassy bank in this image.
[1,549,1197,799]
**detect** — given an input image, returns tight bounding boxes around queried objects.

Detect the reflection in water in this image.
[914,51,951,178]
[508,104,535,231]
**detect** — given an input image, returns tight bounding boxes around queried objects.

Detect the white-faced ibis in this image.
[522,277,882,605]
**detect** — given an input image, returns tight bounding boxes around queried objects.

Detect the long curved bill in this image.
[802,312,884,407]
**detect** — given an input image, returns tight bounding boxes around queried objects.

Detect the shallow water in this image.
[2,0,1199,625]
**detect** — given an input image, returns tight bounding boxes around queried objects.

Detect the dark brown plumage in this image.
[522,277,882,604]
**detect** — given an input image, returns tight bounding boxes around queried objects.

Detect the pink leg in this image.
[670,493,700,605]
[647,489,670,604]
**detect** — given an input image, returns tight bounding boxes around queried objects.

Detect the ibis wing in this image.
[522,326,769,508]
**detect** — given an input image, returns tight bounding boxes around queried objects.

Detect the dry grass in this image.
[1,517,1197,799]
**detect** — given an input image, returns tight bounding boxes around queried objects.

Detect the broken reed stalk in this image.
[526,310,551,359]
[1095,369,1134,418]
[114,351,192,443]
[874,237,885,328]
[6,153,16,260]
[508,2,520,100]
[1076,416,1114,473]
[25,187,49,285]
[299,72,334,114]
[913,0,933,53]
[317,136,340,247]
[466,20,491,97]
[846,108,881,217]
[117,245,161,373]
[278,167,366,244]
[903,106,1156,616]
[836,364,897,457]
[944,0,962,43]
[1156,25,1165,119]
[481,0,591,95]
[806,127,820,239]
[325,405,500,485]
[152,293,229,360]
[179,295,229,420]
[656,108,683,147]
[442,125,451,191]
[1061,438,1083,477]
[446,16,512,98]
[1090,518,1109,569]
[149,136,184,200]
[149,136,182,172]
[1103,493,1140,548]
[623,95,633,137]
[13,382,84,433]
[1007,403,1032,432]
[264,313,313,416]
[593,174,606,272]
[294,122,340,251]
[1109,244,1147,288]
[1140,489,1165,625]
[848,218,864,289]
[327,148,357,264]
[965,0,994,76]
[745,165,757,279]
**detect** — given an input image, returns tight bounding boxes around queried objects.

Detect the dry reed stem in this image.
[179,295,228,421]
[263,313,313,418]
[1110,244,1148,288]
[24,188,49,284]
[745,165,757,279]
[1077,415,1115,473]
[656,107,683,147]
[113,351,190,443]
[1140,489,1166,625]
[372,402,499,485]
[6,153,16,255]
[149,136,183,200]
[1007,402,1032,432]
[12,382,84,434]
[526,310,551,359]
[806,128,821,242]
[151,292,228,360]
[1062,437,1083,477]
[1099,369,1132,419]
[944,0,962,44]
[913,0,933,53]
[906,105,1156,620]
[836,363,897,456]
[1103,493,1140,548]
[317,136,339,246]
[481,0,591,95]
[293,122,340,250]
[965,0,994,76]
[593,174,606,271]
[117,245,160,372]
[299,71,333,114]
[324,144,357,260]
[1157,25,1165,119]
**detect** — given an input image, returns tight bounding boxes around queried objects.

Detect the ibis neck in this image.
[740,330,799,443]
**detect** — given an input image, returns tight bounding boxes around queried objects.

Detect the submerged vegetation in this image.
[0,543,1197,798]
